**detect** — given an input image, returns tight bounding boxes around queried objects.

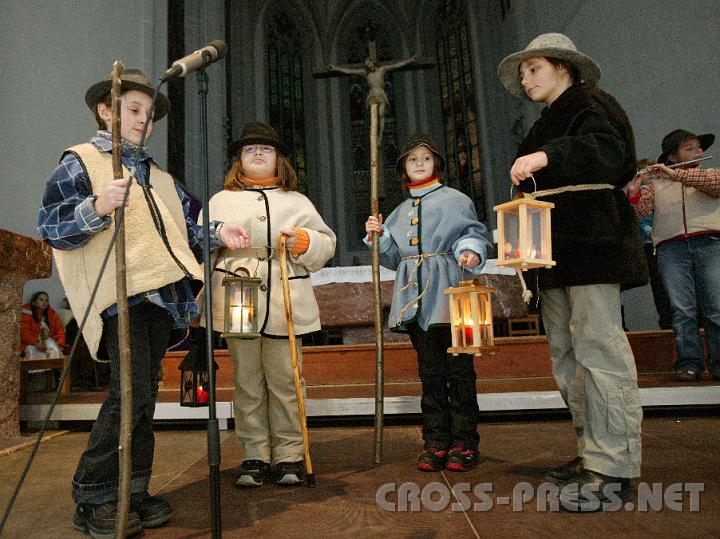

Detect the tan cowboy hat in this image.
[498,33,601,100]
[84,68,169,121]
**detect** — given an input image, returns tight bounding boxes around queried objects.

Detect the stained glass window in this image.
[268,13,307,193]
[435,0,485,219]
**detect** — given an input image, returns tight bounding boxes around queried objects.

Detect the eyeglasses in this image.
[242,145,276,154]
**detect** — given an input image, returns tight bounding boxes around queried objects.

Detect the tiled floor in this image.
[2,412,719,538]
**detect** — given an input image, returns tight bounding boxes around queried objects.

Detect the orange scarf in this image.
[242,176,279,187]
[404,176,440,190]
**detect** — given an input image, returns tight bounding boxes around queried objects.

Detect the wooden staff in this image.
[369,103,384,464]
[110,60,133,537]
[278,235,316,487]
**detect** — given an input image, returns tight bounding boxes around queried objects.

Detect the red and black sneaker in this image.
[417,447,448,472]
[446,446,479,472]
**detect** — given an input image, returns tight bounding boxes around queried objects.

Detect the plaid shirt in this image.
[38,133,223,326]
[633,167,720,218]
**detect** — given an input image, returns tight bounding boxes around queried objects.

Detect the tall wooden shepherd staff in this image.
[278,234,316,486]
[109,60,134,536]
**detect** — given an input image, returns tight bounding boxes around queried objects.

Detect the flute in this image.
[638,156,712,174]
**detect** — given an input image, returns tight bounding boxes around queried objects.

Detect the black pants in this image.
[644,243,673,329]
[407,323,480,450]
[72,302,172,504]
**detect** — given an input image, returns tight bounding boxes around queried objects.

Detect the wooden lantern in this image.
[222,274,261,339]
[494,198,555,270]
[444,279,495,356]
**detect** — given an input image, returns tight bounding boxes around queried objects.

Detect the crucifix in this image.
[314,39,434,464]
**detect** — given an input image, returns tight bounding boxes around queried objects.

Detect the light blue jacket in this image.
[365,183,491,332]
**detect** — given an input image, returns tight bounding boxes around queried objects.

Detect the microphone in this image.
[161,40,228,82]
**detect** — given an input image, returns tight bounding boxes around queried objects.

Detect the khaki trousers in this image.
[541,284,642,478]
[227,336,304,464]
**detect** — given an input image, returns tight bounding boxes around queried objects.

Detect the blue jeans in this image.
[72,302,173,504]
[656,234,720,376]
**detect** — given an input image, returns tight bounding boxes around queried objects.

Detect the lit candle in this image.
[196,385,208,405]
[463,321,474,345]
[230,306,243,332]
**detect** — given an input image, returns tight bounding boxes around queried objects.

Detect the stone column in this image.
[0,229,52,439]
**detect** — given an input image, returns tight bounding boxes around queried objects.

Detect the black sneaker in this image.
[235,459,272,487]
[546,456,584,483]
[72,501,142,538]
[130,492,172,528]
[417,447,448,472]
[275,461,304,486]
[446,446,479,472]
[675,369,702,382]
[559,469,633,512]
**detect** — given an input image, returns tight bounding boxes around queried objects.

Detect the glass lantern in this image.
[179,341,213,408]
[443,279,495,356]
[494,198,555,270]
[222,274,261,340]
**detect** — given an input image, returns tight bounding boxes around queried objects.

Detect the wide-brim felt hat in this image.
[84,68,169,121]
[498,33,601,100]
[395,133,446,173]
[228,121,290,156]
[658,129,715,164]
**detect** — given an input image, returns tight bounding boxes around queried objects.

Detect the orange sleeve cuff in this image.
[290,228,310,256]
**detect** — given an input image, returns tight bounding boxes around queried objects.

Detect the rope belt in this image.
[395,251,452,325]
[525,183,615,199]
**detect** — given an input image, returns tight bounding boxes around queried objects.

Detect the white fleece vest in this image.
[53,144,202,358]
[651,179,720,245]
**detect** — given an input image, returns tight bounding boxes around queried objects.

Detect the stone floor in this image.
[2,411,719,538]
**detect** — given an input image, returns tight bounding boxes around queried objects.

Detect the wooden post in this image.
[369,103,384,464]
[110,60,133,538]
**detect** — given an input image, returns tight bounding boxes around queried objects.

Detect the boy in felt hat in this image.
[498,33,647,511]
[364,134,492,473]
[630,129,720,382]
[38,68,249,536]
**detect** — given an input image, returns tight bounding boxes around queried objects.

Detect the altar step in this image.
[20,331,720,425]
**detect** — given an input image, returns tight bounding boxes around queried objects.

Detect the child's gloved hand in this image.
[365,214,383,236]
[458,250,479,268]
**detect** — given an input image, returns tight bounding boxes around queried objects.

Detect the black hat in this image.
[395,133,446,173]
[658,129,715,164]
[84,68,169,121]
[228,122,290,156]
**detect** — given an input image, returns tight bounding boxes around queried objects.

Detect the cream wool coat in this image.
[201,187,336,336]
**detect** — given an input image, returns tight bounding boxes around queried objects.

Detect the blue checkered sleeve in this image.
[38,153,111,250]
[175,184,224,260]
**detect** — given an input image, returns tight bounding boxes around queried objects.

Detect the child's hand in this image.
[509,151,548,185]
[365,214,383,236]
[95,178,130,217]
[648,163,676,181]
[279,228,296,250]
[220,224,250,250]
[458,250,480,268]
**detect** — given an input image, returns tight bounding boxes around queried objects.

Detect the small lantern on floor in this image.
[222,270,261,340]
[179,339,215,407]
[494,198,555,270]
[444,279,495,356]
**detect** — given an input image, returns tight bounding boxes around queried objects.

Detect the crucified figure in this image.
[326,54,418,149]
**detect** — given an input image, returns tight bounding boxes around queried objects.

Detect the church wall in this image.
[0,0,169,309]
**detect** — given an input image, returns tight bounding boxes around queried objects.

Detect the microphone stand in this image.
[196,66,223,539]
